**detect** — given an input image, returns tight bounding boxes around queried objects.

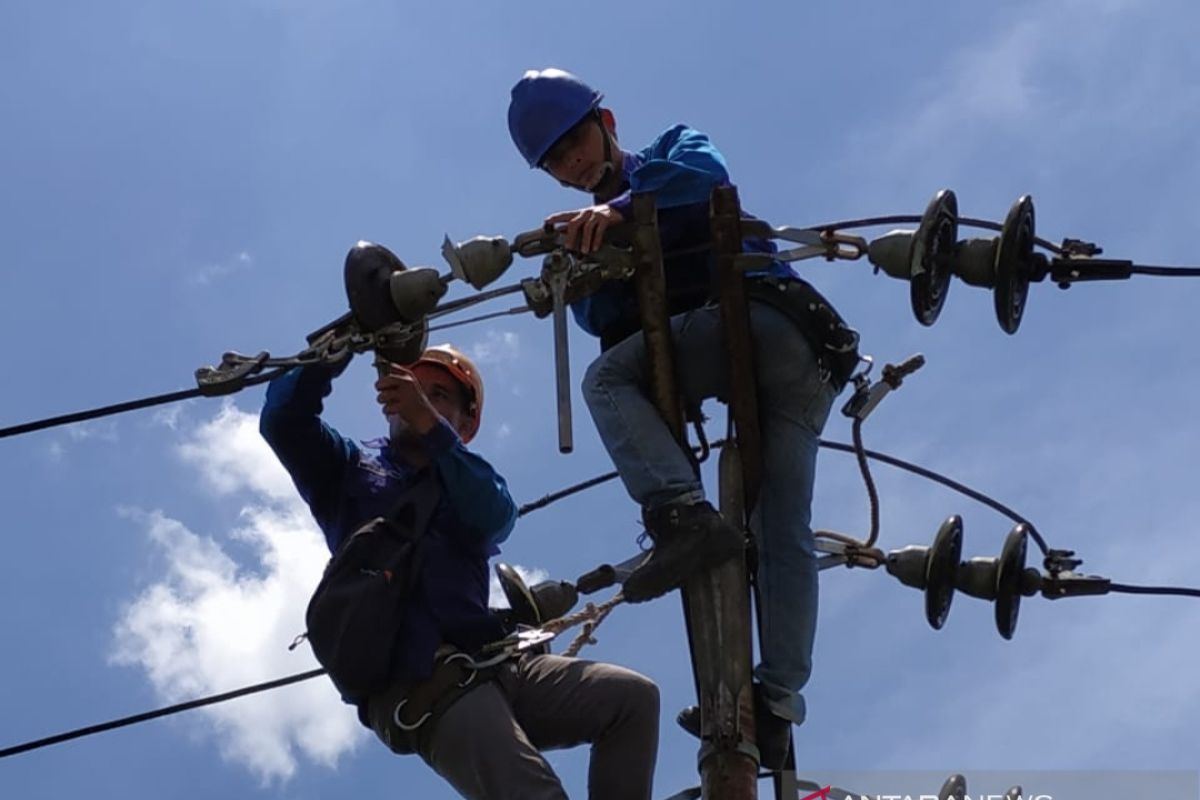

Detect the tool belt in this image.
[366,646,503,759]
[746,276,861,391]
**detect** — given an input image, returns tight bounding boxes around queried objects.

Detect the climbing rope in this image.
[543,593,626,658]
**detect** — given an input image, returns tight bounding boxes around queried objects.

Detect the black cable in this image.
[16,254,1192,446]
[0,388,203,440]
[0,371,284,441]
[1129,265,1200,277]
[3,436,1196,761]
[0,467,625,760]
[817,440,1052,556]
[518,470,620,516]
[0,295,527,444]
[851,418,882,548]
[1109,583,1200,598]
[0,669,325,759]
[518,437,1050,554]
[803,214,1066,255]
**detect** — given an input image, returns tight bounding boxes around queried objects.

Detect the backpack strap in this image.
[380,468,442,542]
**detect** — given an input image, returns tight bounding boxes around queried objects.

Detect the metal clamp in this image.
[1040,571,1112,599]
[816,229,870,261]
[194,352,270,397]
[815,538,886,570]
[477,625,557,659]
[513,224,563,258]
[737,221,869,265]
[841,353,925,421]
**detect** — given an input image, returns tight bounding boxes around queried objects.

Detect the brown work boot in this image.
[623,500,745,603]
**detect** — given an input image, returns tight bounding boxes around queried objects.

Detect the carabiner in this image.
[391,699,432,732]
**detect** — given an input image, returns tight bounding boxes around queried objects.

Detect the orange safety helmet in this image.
[411,344,484,444]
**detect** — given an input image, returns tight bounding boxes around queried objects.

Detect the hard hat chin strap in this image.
[546,112,620,196]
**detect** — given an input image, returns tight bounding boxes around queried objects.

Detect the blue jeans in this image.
[582,300,837,724]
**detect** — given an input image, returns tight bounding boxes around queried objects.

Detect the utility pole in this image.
[631,190,759,800]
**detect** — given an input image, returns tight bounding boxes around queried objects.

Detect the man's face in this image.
[541,114,608,190]
[408,363,470,437]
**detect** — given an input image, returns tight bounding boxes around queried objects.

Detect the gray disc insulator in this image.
[389,267,447,322]
[954,237,998,288]
[867,229,916,280]
[444,235,514,290]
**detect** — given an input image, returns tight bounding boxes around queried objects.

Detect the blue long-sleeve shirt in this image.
[259,361,517,697]
[570,124,796,348]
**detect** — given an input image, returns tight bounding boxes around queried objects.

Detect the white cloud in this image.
[65,420,119,442]
[188,251,252,287]
[846,0,1186,185]
[113,406,558,782]
[151,403,188,431]
[44,420,120,463]
[469,329,520,365]
[176,402,298,502]
[112,406,364,783]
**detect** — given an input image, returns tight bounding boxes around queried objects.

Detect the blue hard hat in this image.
[507,68,604,168]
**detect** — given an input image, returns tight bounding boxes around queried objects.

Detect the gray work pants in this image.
[374,654,660,800]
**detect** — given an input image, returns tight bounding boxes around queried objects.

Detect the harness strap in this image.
[369,647,505,759]
[745,276,860,391]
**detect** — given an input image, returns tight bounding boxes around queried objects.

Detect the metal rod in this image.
[428,281,526,319]
[425,305,532,334]
[552,284,573,454]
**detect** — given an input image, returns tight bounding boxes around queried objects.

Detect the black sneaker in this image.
[623,501,745,603]
[675,686,793,772]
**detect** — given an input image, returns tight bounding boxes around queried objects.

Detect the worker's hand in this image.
[375,365,439,435]
[545,204,622,255]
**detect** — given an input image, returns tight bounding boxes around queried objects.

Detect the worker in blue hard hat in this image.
[507,67,861,770]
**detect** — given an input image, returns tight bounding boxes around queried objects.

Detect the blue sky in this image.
[3,1,1199,798]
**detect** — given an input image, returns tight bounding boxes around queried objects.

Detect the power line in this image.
[0,669,324,759]
[5,439,1200,762]
[817,440,1051,554]
[1109,582,1200,599]
[0,371,283,440]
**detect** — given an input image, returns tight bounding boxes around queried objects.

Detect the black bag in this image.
[304,475,441,701]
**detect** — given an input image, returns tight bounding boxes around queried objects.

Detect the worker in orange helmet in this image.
[261,341,660,800]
